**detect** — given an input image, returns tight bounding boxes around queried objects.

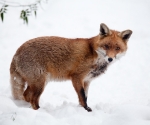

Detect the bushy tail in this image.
[10,59,25,100]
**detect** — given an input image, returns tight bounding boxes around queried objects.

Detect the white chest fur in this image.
[84,54,108,83]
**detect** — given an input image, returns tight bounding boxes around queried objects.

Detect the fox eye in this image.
[104,44,109,50]
[116,47,120,50]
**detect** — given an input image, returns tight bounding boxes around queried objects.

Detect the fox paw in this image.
[84,106,92,112]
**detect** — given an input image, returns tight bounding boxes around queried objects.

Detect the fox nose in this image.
[108,58,113,62]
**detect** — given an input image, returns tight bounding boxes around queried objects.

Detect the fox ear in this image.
[100,23,111,36]
[119,30,132,41]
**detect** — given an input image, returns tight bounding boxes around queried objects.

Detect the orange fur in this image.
[10,23,132,111]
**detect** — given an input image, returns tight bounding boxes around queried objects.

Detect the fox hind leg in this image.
[23,86,31,102]
[30,83,45,110]
[23,78,45,110]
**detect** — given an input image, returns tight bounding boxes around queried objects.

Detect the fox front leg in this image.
[72,77,92,112]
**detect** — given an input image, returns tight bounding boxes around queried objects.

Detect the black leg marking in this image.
[80,88,92,112]
[80,88,87,103]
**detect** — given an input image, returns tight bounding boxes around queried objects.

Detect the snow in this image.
[0,0,150,125]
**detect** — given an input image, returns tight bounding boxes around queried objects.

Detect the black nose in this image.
[108,58,113,62]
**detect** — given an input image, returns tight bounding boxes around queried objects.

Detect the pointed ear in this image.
[100,23,111,36]
[119,30,132,41]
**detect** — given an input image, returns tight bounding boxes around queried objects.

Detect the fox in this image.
[10,23,132,112]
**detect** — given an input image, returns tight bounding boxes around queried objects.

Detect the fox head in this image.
[96,23,132,63]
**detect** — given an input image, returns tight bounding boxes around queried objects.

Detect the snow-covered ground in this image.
[0,0,150,125]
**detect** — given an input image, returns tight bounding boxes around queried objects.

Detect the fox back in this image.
[10,23,132,111]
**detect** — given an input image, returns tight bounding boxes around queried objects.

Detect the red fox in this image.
[10,23,132,112]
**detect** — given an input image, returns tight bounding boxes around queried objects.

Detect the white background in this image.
[0,0,150,125]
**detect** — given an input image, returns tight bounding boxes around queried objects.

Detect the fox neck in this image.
[87,35,99,54]
[88,35,106,61]
[88,35,100,50]
[89,35,114,64]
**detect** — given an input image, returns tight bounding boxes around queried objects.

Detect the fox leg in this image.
[23,78,45,110]
[23,86,32,102]
[30,84,44,110]
[84,82,90,100]
[71,76,92,112]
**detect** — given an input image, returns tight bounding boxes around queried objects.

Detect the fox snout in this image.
[106,52,115,63]
[108,57,113,62]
